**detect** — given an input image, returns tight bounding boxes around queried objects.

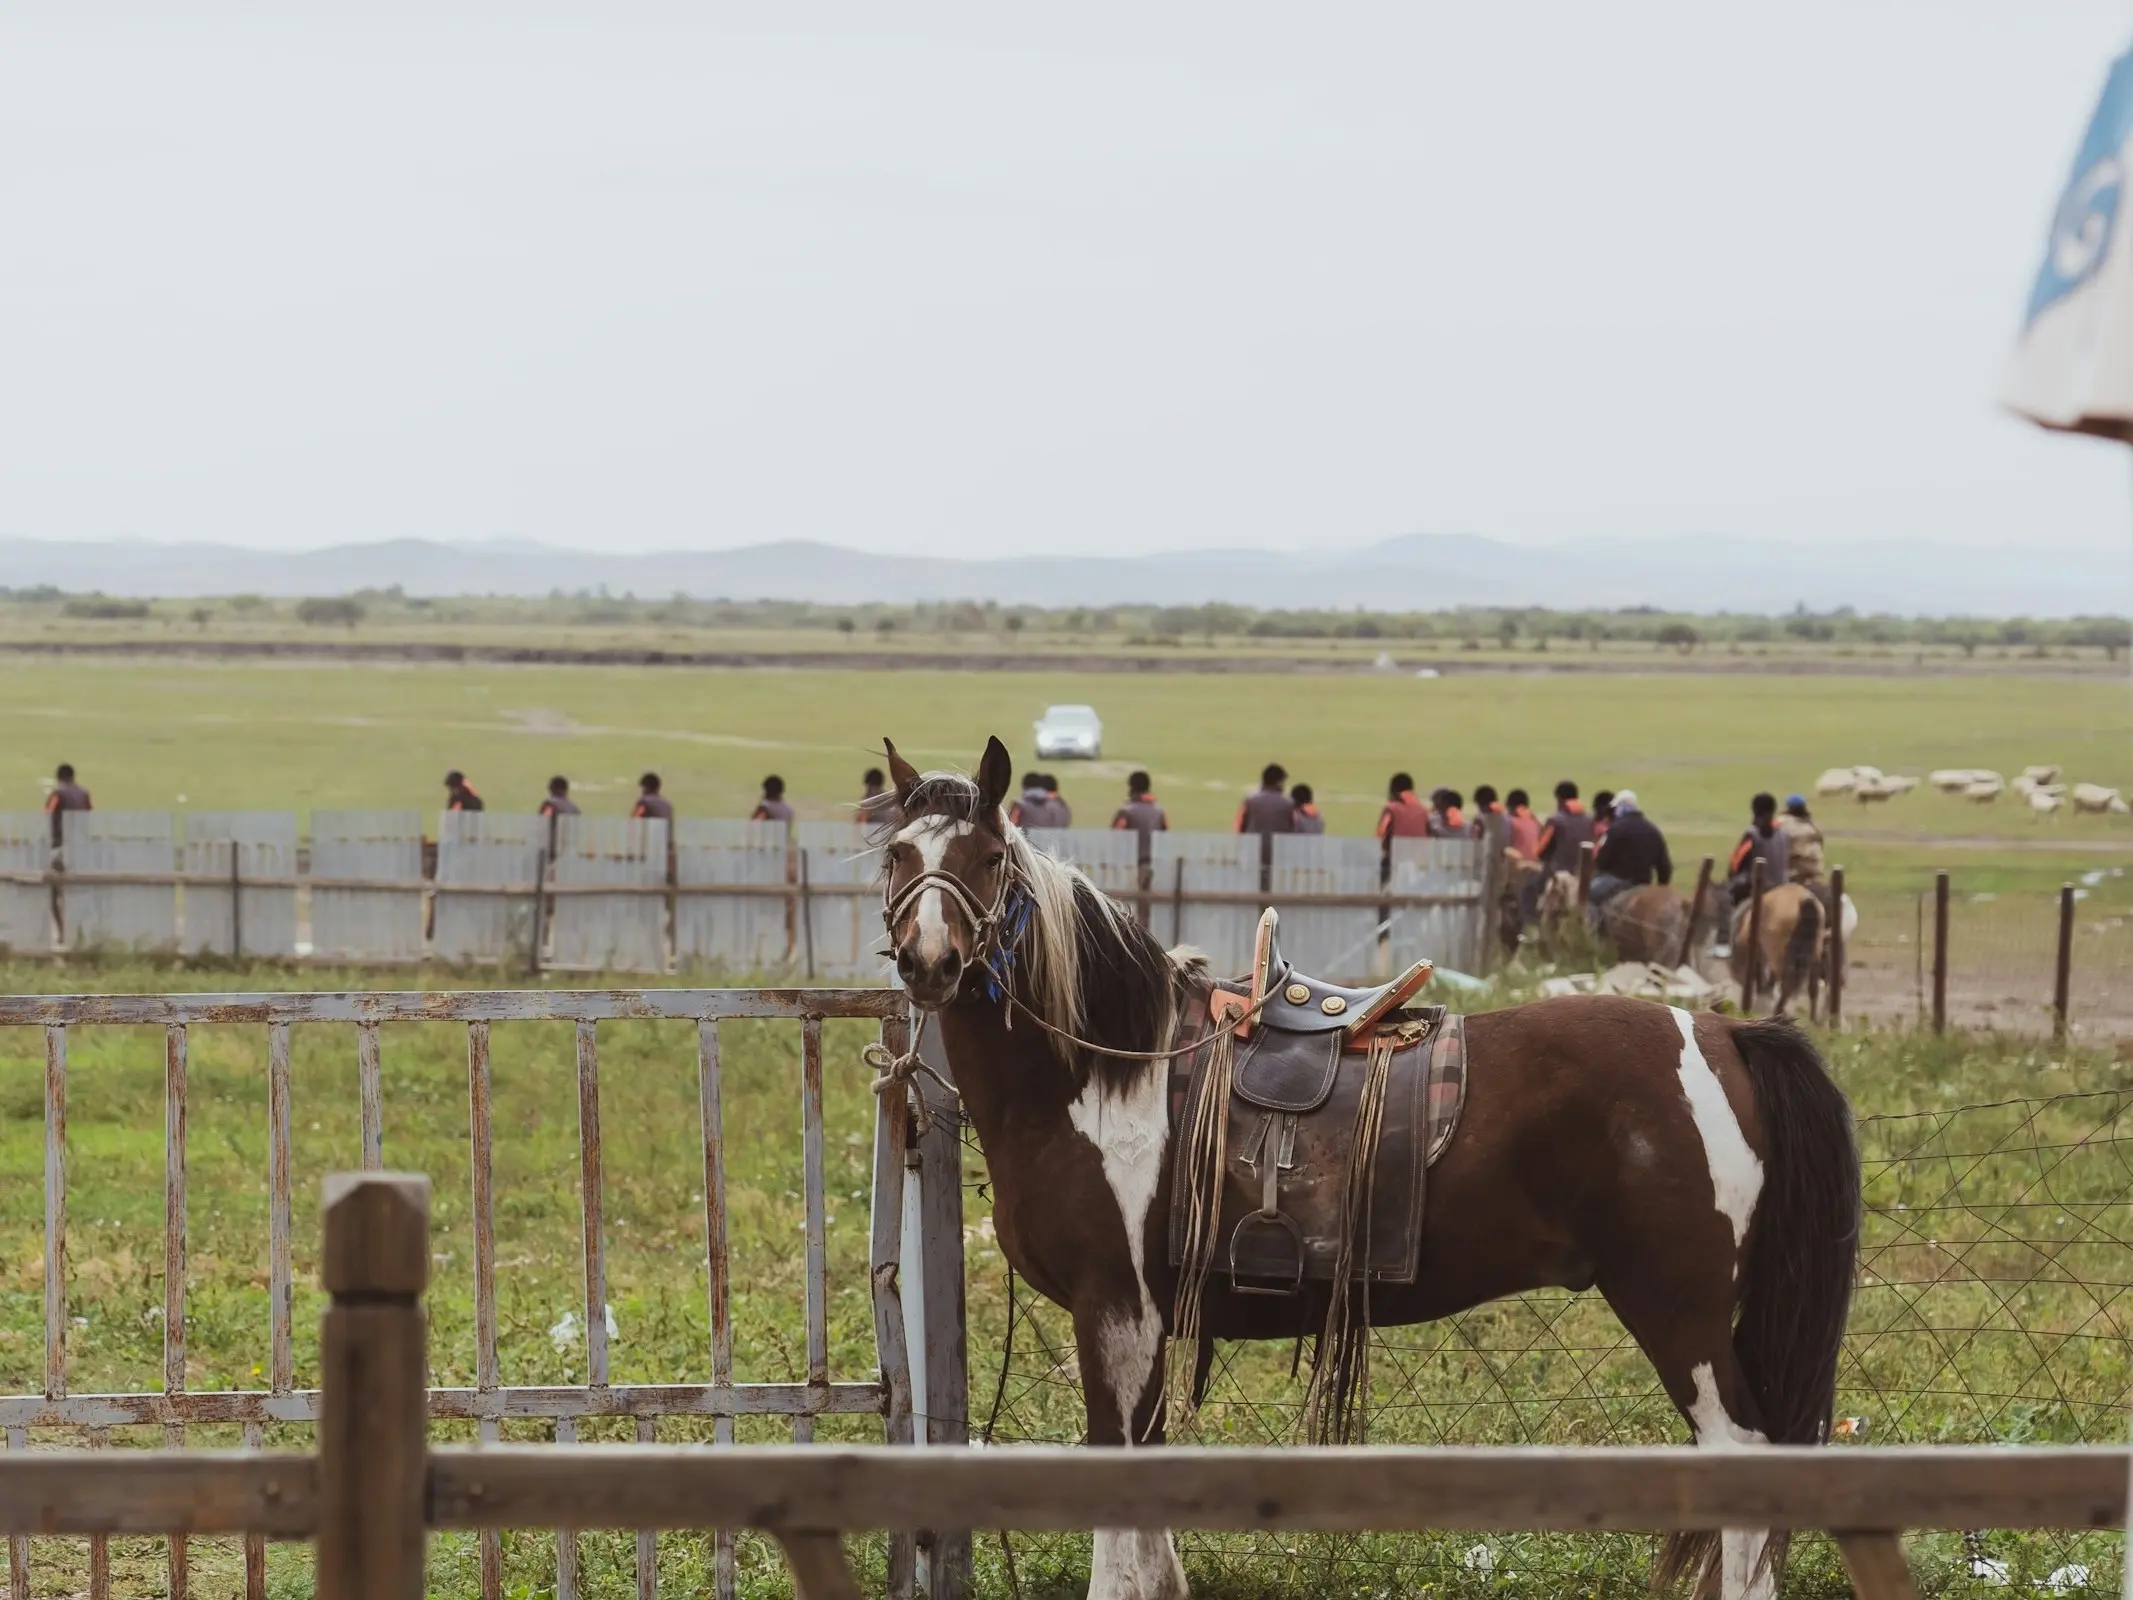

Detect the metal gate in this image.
[0,988,972,1600]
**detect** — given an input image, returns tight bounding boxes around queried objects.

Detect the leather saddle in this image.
[1167,910,1468,1295]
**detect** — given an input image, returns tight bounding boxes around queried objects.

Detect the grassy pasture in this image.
[1,657,2130,887]
[0,958,2122,1597]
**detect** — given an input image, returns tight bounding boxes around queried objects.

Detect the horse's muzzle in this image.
[894,943,964,1010]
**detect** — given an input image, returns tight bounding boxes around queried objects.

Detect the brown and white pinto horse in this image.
[880,738,1860,1600]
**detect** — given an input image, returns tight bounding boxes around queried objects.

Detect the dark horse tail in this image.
[1731,1013,1859,1444]
[1781,891,1824,1014]
[1662,1016,1859,1595]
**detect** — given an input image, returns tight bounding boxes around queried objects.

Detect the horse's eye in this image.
[984,852,1006,870]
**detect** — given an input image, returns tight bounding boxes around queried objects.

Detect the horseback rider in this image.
[1780,794,1825,884]
[1523,780,1593,922]
[1728,792,1791,905]
[1588,788,1672,921]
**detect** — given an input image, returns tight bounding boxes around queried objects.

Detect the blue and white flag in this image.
[2002,47,2133,441]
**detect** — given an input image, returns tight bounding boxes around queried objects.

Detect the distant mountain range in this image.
[3,534,2125,617]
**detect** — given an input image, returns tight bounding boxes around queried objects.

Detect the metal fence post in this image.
[1932,871,1950,1035]
[2054,883,2076,1041]
[1827,866,1846,1029]
[317,1172,430,1600]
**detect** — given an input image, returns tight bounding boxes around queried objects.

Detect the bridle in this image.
[881,856,1016,979]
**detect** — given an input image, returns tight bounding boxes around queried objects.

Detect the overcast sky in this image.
[5,2,2133,558]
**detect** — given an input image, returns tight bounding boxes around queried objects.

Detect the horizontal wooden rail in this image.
[0,988,904,1026]
[0,1443,2117,1544]
[0,1451,315,1537]
[422,1444,2128,1535]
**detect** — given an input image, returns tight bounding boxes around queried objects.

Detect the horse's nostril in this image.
[940,948,962,976]
[895,949,917,981]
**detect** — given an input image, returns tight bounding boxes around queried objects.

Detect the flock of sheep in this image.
[1814,764,2130,817]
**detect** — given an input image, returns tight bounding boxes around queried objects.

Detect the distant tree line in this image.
[2,587,2128,657]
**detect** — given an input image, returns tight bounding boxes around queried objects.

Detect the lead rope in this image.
[1163,1012,1234,1434]
[861,1010,959,1136]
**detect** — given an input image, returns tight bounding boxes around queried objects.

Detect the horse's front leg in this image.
[1073,1299,1189,1600]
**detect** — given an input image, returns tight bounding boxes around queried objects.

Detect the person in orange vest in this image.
[1428,788,1466,837]
[1503,788,1542,860]
[45,762,91,847]
[861,766,902,831]
[633,772,675,822]
[1467,784,1505,840]
[444,771,484,812]
[1110,772,1168,840]
[1290,783,1326,834]
[1235,765,1295,834]
[1376,773,1431,841]
[749,775,793,826]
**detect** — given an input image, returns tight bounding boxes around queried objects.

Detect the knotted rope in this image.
[861,1013,959,1136]
[1301,1027,1398,1445]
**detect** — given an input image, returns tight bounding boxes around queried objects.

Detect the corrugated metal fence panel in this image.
[674,820,792,972]
[1150,833,1261,978]
[62,811,177,951]
[181,812,299,958]
[795,822,880,980]
[550,816,668,973]
[434,812,543,965]
[310,811,426,963]
[0,815,50,954]
[1387,836,1488,975]
[1023,828,1144,898]
[1272,834,1385,983]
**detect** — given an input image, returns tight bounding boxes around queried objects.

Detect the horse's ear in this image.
[883,739,922,812]
[975,735,1014,820]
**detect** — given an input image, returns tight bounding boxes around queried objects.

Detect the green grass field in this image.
[3,657,2130,889]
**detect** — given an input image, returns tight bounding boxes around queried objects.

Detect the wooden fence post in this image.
[1931,871,1950,1035]
[2054,882,2076,1041]
[1475,814,1507,974]
[1827,866,1846,1029]
[1575,840,1595,907]
[1678,856,1714,971]
[317,1172,430,1600]
[912,1025,972,1600]
[1740,858,1766,1014]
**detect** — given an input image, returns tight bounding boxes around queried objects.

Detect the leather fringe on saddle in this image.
[1300,1029,1397,1445]
[1163,1020,1234,1436]
[1165,1025,1399,1446]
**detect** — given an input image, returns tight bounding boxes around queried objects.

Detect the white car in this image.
[1033,704,1103,760]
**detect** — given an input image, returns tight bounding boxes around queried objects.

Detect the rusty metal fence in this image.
[0,988,971,1600]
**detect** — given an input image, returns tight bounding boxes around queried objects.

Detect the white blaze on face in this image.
[1668,1007,1764,1270]
[895,817,973,964]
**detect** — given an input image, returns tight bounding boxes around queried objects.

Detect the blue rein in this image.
[982,882,1035,1003]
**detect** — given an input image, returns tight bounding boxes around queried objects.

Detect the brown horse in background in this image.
[1729,885,1827,1019]
[880,736,1860,1600]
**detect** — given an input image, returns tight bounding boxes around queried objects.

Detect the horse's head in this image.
[879,734,1016,1009]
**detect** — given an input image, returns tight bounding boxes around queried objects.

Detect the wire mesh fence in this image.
[1841,870,2133,1040]
[968,1091,2133,1598]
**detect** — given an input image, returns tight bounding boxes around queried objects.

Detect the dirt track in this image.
[0,637,2111,677]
